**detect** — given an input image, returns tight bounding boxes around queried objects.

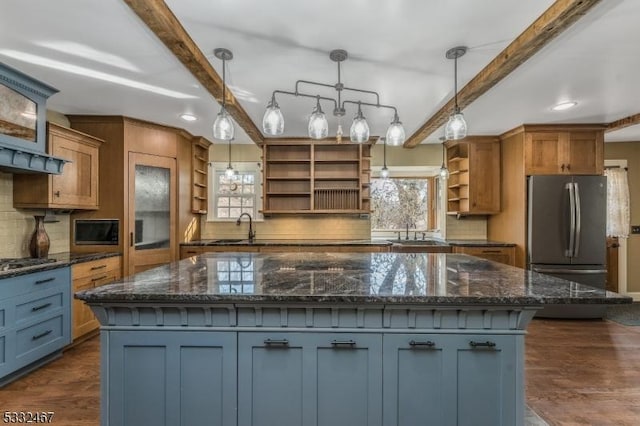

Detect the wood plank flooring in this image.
[1,319,639,425]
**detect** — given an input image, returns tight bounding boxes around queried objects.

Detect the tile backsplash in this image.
[0,172,70,258]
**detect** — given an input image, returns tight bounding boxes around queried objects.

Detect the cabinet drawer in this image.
[1,268,70,299]
[73,257,121,280]
[180,246,205,259]
[15,291,64,325]
[454,246,515,266]
[73,270,120,291]
[16,315,64,359]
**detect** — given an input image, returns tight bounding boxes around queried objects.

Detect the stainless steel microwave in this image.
[74,219,119,245]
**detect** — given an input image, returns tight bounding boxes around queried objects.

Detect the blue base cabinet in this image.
[0,267,70,386]
[238,332,382,426]
[96,305,531,426]
[383,334,520,426]
[104,330,237,426]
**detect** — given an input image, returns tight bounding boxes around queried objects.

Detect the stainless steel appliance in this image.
[527,175,608,318]
[74,219,119,245]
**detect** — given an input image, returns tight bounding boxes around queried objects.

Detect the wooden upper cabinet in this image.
[446,136,500,216]
[262,140,371,214]
[524,129,603,175]
[13,123,102,209]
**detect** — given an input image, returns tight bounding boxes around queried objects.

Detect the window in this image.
[371,177,435,232]
[209,163,262,221]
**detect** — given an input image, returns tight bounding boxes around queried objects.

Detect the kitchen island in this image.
[77,252,631,426]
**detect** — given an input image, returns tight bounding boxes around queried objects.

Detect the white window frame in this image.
[207,162,263,222]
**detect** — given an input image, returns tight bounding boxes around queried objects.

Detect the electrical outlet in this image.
[632,226,640,235]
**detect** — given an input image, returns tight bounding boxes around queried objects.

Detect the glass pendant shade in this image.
[439,164,450,180]
[444,111,467,140]
[380,166,389,179]
[386,116,405,146]
[350,106,369,143]
[308,99,328,139]
[213,108,234,141]
[225,164,235,178]
[262,99,284,135]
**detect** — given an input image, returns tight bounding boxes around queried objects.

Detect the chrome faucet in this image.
[236,213,255,242]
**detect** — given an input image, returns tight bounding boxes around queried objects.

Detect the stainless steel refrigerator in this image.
[527,175,608,318]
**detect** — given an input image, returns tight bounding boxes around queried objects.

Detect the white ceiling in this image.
[1,0,638,144]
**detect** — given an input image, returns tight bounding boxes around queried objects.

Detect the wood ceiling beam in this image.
[122,0,264,144]
[606,113,640,133]
[403,0,602,148]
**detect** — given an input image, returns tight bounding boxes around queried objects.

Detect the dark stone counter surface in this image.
[0,252,121,279]
[180,239,515,247]
[77,252,631,306]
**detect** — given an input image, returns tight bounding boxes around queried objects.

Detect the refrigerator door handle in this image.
[566,182,576,258]
[573,182,581,258]
[531,267,607,274]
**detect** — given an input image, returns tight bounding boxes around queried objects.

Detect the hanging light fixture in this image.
[308,97,329,139]
[439,137,449,180]
[444,46,468,141]
[380,137,389,179]
[225,137,235,178]
[213,48,235,141]
[263,49,404,144]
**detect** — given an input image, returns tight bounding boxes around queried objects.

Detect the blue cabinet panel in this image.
[107,330,237,426]
[238,332,382,426]
[383,334,447,426]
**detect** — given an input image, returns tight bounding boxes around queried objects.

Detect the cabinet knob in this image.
[560,164,565,171]
[54,190,61,197]
[566,164,571,171]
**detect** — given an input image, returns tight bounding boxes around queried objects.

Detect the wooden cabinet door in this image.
[50,130,99,208]
[524,132,566,174]
[567,131,603,175]
[238,332,383,426]
[468,142,500,213]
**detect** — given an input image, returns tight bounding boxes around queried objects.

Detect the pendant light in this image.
[380,137,389,179]
[212,48,235,141]
[439,137,449,180]
[262,93,284,135]
[444,46,468,141]
[350,102,370,143]
[308,97,329,139]
[225,137,235,178]
[386,112,405,146]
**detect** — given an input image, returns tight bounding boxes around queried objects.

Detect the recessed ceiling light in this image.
[180,113,197,122]
[551,101,578,111]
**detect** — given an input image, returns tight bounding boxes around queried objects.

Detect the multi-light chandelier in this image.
[262,49,405,145]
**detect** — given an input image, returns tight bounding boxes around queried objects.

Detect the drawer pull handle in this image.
[409,340,435,348]
[32,329,53,341]
[90,265,107,270]
[481,250,502,253]
[331,340,356,347]
[469,340,496,348]
[35,277,55,285]
[31,303,52,312]
[91,275,108,282]
[264,338,289,347]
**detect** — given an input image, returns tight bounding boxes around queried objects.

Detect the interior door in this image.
[127,152,176,275]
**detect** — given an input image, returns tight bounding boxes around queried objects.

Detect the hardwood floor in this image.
[526,319,640,426]
[1,319,639,425]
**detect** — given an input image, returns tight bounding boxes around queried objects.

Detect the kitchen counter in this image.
[0,251,120,279]
[77,252,628,305]
[181,239,393,246]
[79,252,630,426]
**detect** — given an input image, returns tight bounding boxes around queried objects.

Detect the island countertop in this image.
[76,252,631,306]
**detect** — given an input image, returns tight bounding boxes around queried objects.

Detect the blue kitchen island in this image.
[76,252,631,426]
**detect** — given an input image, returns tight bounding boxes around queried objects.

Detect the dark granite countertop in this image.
[181,239,515,247]
[0,252,121,279]
[76,252,631,306]
[181,239,393,246]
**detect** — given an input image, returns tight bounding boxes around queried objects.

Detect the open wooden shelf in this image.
[262,142,371,214]
[191,137,211,214]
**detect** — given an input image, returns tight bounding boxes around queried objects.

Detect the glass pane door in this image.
[134,164,170,250]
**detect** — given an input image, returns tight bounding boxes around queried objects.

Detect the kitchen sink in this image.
[209,239,246,244]
[388,239,449,246]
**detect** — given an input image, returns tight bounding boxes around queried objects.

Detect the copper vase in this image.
[29,215,50,258]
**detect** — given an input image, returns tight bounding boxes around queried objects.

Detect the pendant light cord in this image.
[222,58,226,110]
[454,56,458,111]
[383,137,387,168]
